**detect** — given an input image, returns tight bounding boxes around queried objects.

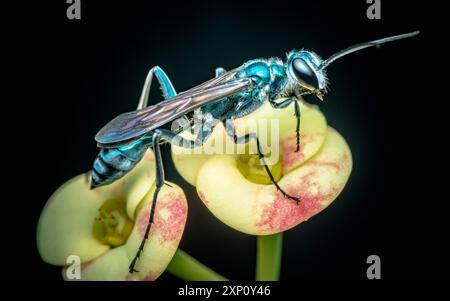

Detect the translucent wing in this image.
[179,67,241,95]
[95,71,251,146]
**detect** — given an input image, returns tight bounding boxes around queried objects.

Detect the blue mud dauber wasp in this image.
[91,31,419,273]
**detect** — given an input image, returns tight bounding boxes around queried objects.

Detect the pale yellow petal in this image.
[37,175,110,265]
[195,128,352,235]
[63,183,188,281]
[38,150,156,265]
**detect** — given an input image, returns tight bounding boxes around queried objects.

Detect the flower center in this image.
[92,198,134,247]
[237,151,282,184]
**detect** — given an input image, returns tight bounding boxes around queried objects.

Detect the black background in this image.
[10,0,431,293]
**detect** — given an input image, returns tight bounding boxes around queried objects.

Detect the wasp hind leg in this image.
[269,97,301,152]
[128,124,215,273]
[137,66,177,109]
[128,130,165,273]
[222,120,301,204]
[137,65,190,126]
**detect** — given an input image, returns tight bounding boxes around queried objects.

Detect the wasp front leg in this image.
[269,97,301,152]
[222,120,301,203]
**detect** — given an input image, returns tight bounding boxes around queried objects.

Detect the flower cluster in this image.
[37,98,352,280]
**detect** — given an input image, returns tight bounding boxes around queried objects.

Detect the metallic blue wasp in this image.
[91,31,419,273]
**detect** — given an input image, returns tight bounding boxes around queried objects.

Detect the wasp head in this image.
[286,50,327,101]
[285,31,420,101]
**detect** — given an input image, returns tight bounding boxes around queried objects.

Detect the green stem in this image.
[166,249,228,281]
[256,233,283,281]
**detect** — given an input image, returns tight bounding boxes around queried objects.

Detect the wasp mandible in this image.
[91,31,419,273]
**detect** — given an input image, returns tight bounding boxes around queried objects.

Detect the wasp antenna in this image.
[321,30,420,68]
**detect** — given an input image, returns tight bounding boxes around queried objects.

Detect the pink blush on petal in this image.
[124,270,158,281]
[281,133,323,174]
[142,271,158,281]
[309,152,350,174]
[197,190,208,206]
[137,193,187,244]
[256,171,341,233]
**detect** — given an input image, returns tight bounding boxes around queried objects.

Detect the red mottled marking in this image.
[313,153,350,173]
[280,133,322,174]
[256,171,341,233]
[125,270,158,281]
[138,193,187,244]
[143,271,158,281]
[197,191,208,206]
[80,258,95,272]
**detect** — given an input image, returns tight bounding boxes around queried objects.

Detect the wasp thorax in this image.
[92,198,134,247]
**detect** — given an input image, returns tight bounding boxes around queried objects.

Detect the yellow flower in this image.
[37,151,188,281]
[171,100,352,235]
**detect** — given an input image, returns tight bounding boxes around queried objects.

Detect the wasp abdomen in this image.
[91,135,151,188]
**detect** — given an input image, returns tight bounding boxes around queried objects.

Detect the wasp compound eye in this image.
[291,58,319,90]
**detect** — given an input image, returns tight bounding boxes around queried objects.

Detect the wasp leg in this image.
[222,120,301,204]
[128,125,209,273]
[137,66,190,127]
[129,130,165,274]
[215,67,226,78]
[269,97,301,152]
[137,66,177,110]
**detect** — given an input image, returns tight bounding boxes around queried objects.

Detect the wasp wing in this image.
[95,76,251,146]
[179,67,241,95]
